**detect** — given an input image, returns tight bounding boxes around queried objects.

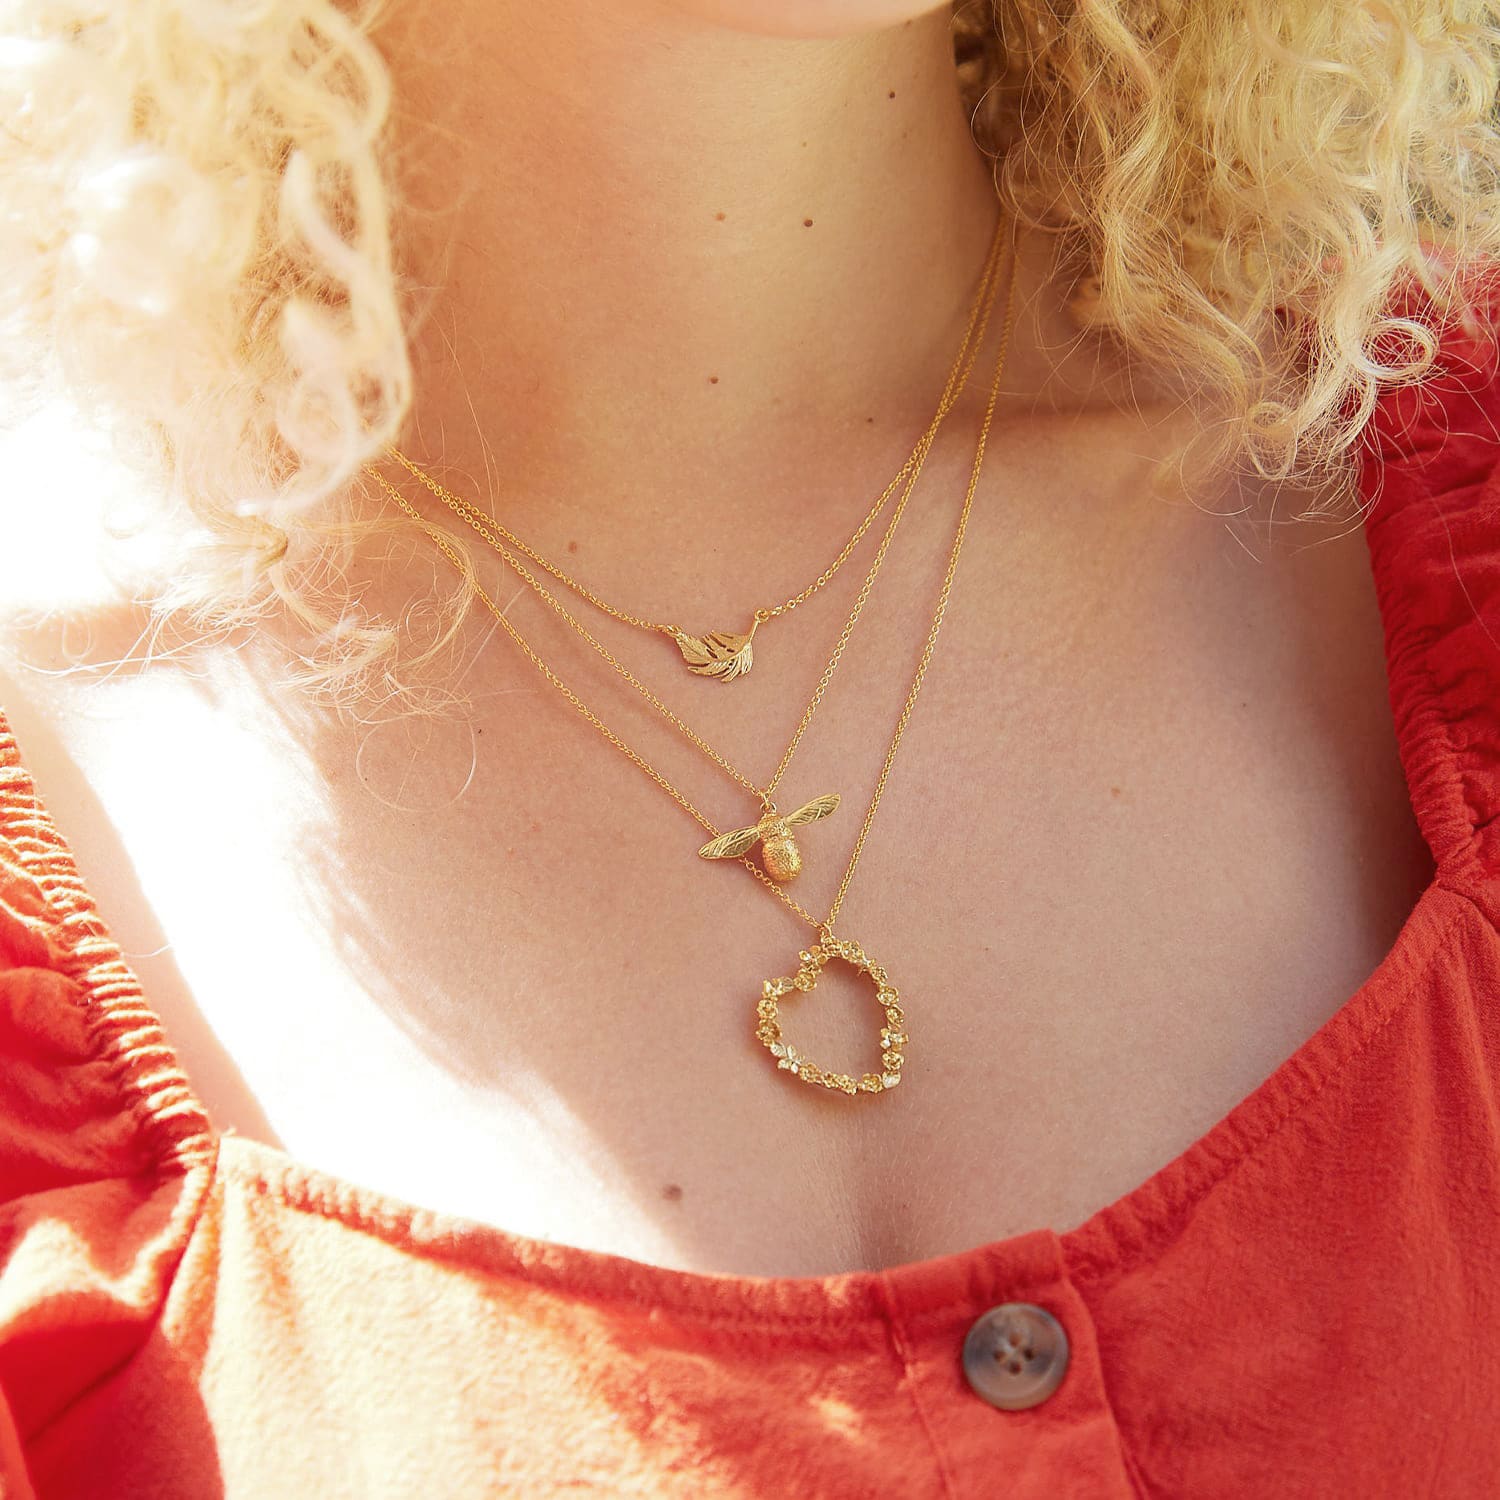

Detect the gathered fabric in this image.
[3,277,1500,1498]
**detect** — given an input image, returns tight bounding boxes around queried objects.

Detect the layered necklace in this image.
[365,210,1016,1098]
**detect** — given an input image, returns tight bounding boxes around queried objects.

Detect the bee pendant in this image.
[697,793,841,883]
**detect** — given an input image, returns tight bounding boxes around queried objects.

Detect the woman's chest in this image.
[0,487,1435,1277]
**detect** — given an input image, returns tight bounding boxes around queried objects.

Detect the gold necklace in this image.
[381,214,1006,685]
[368,224,1016,1098]
[370,218,1007,888]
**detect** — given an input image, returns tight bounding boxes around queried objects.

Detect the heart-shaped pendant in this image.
[754,934,907,1096]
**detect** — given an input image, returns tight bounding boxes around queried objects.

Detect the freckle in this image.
[662,1183,684,1202]
[530,819,542,833]
[803,218,814,228]
[714,210,726,221]
[1110,785,1122,798]
[567,539,579,553]
[866,416,874,424]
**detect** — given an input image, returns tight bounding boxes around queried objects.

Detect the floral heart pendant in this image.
[754,934,907,1096]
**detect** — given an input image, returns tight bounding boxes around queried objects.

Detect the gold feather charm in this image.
[671,617,760,682]
[697,793,840,882]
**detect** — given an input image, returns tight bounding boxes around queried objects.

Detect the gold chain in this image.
[381,214,1008,683]
[368,214,1008,814]
[815,243,1014,936]
[367,222,1017,940]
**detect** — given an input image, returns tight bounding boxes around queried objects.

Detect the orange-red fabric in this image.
[5,290,1500,1500]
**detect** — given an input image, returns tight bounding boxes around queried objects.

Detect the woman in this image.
[1,0,1498,1493]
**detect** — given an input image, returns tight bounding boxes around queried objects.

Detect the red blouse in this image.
[2,282,1500,1498]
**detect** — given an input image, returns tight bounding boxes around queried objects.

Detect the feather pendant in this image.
[673,627,756,682]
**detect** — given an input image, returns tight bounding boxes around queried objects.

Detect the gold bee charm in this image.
[671,617,760,682]
[697,793,840,883]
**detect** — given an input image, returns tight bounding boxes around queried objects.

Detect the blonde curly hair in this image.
[3,0,1499,721]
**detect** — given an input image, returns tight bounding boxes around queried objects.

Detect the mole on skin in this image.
[662,1184,684,1202]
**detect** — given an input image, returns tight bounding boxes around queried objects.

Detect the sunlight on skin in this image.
[0,399,145,619]
[1,635,669,1253]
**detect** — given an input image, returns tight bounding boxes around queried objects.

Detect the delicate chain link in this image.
[371,213,1007,813]
[760,227,1009,798]
[825,247,1018,933]
[371,476,827,927]
[381,213,1006,641]
[368,219,1017,936]
[366,466,767,797]
[372,497,721,829]
[385,444,668,632]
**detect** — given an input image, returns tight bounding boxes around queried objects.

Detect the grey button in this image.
[962,1302,1070,1410]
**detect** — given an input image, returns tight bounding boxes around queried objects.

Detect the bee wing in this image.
[698,824,765,861]
[784,792,841,828]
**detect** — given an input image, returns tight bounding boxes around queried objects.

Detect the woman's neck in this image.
[378,2,1007,507]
